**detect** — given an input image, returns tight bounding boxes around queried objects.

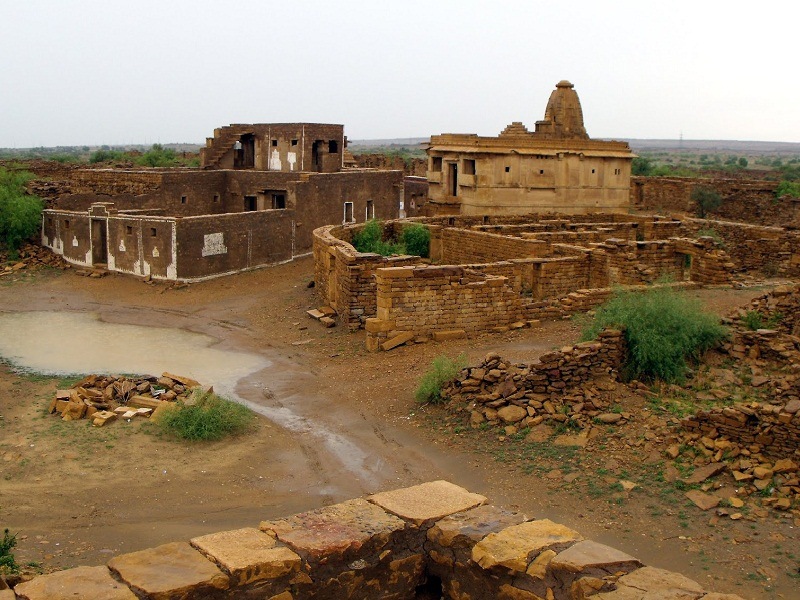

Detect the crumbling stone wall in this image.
[10,480,744,600]
[681,217,800,277]
[631,176,795,226]
[352,153,427,177]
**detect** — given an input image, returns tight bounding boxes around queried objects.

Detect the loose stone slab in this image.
[368,480,487,525]
[684,462,726,485]
[260,498,406,560]
[108,541,229,600]
[550,539,642,575]
[427,505,528,549]
[685,490,721,511]
[594,566,705,599]
[472,519,583,573]
[14,565,137,600]
[190,527,301,586]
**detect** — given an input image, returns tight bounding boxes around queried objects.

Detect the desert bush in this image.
[89,149,125,163]
[402,223,430,258]
[0,529,18,574]
[0,168,43,255]
[741,310,782,331]
[582,287,727,383]
[695,227,724,247]
[691,186,722,218]
[135,144,180,167]
[415,353,467,404]
[776,180,800,199]
[351,219,405,256]
[157,390,254,441]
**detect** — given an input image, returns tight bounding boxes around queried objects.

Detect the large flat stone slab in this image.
[108,541,229,600]
[260,498,406,560]
[368,480,486,525]
[427,505,528,549]
[595,566,705,599]
[472,519,582,573]
[14,565,137,600]
[191,527,301,586]
[550,540,642,575]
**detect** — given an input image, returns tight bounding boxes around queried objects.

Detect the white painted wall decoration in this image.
[72,236,79,247]
[119,239,126,252]
[269,149,282,171]
[201,233,228,257]
[152,247,160,258]
[287,152,297,171]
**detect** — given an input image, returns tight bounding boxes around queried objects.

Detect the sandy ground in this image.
[0,260,797,598]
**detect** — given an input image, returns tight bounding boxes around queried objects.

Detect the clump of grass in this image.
[415,353,467,404]
[157,390,254,441]
[695,227,724,247]
[582,286,727,383]
[351,220,405,256]
[0,529,18,574]
[401,223,430,258]
[741,310,782,331]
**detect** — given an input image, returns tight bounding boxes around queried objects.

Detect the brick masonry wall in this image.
[352,153,427,177]
[372,265,525,336]
[9,480,743,600]
[438,228,549,264]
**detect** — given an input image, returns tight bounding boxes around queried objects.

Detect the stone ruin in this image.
[7,480,745,600]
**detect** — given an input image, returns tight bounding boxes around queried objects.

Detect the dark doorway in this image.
[244,196,257,211]
[312,141,322,172]
[234,134,255,168]
[448,163,458,196]
[91,219,107,264]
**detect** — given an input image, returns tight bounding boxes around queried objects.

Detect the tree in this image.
[738,157,748,168]
[0,168,43,255]
[136,144,179,167]
[691,186,722,218]
[631,156,654,176]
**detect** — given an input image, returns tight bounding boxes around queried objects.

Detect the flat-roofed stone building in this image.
[425,81,634,215]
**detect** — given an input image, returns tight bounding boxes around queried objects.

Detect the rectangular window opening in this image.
[291,139,298,146]
[366,199,375,220]
[180,195,187,204]
[328,140,339,153]
[463,159,476,175]
[64,220,70,229]
[150,227,157,237]
[504,166,510,173]
[591,168,596,174]
[344,202,354,223]
[271,139,278,147]
[539,169,545,175]
[431,157,443,172]
[213,194,220,203]
[126,225,133,235]
[271,193,286,210]
[244,196,258,211]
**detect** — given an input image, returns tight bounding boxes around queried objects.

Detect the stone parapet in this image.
[9,480,743,600]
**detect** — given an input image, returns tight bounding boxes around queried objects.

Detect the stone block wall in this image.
[680,217,800,277]
[372,265,525,336]
[681,402,800,462]
[436,228,548,264]
[9,480,744,600]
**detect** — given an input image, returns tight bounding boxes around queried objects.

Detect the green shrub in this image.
[157,391,254,441]
[0,168,43,254]
[0,529,18,574]
[135,144,180,168]
[582,287,727,383]
[89,149,125,163]
[741,310,782,331]
[402,223,430,258]
[691,186,722,218]
[776,180,800,199]
[415,353,467,404]
[351,220,405,256]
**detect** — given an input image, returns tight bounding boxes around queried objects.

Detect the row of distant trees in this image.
[0,144,199,168]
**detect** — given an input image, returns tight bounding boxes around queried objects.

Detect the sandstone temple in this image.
[425,81,634,216]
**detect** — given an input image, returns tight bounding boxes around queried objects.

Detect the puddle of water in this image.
[0,311,268,396]
[0,310,380,483]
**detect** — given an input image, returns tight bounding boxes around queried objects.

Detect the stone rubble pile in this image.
[0,243,69,277]
[441,330,627,434]
[48,372,203,427]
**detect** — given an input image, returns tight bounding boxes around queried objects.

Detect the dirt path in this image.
[0,263,796,598]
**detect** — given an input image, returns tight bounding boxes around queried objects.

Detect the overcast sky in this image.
[1,1,797,147]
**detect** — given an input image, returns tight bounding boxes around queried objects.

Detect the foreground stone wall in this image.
[10,480,744,600]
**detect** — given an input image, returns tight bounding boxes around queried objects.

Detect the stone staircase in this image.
[199,124,254,169]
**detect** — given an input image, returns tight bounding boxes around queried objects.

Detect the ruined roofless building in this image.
[425,80,634,215]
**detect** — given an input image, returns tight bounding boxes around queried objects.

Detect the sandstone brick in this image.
[14,565,137,600]
[369,480,486,526]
